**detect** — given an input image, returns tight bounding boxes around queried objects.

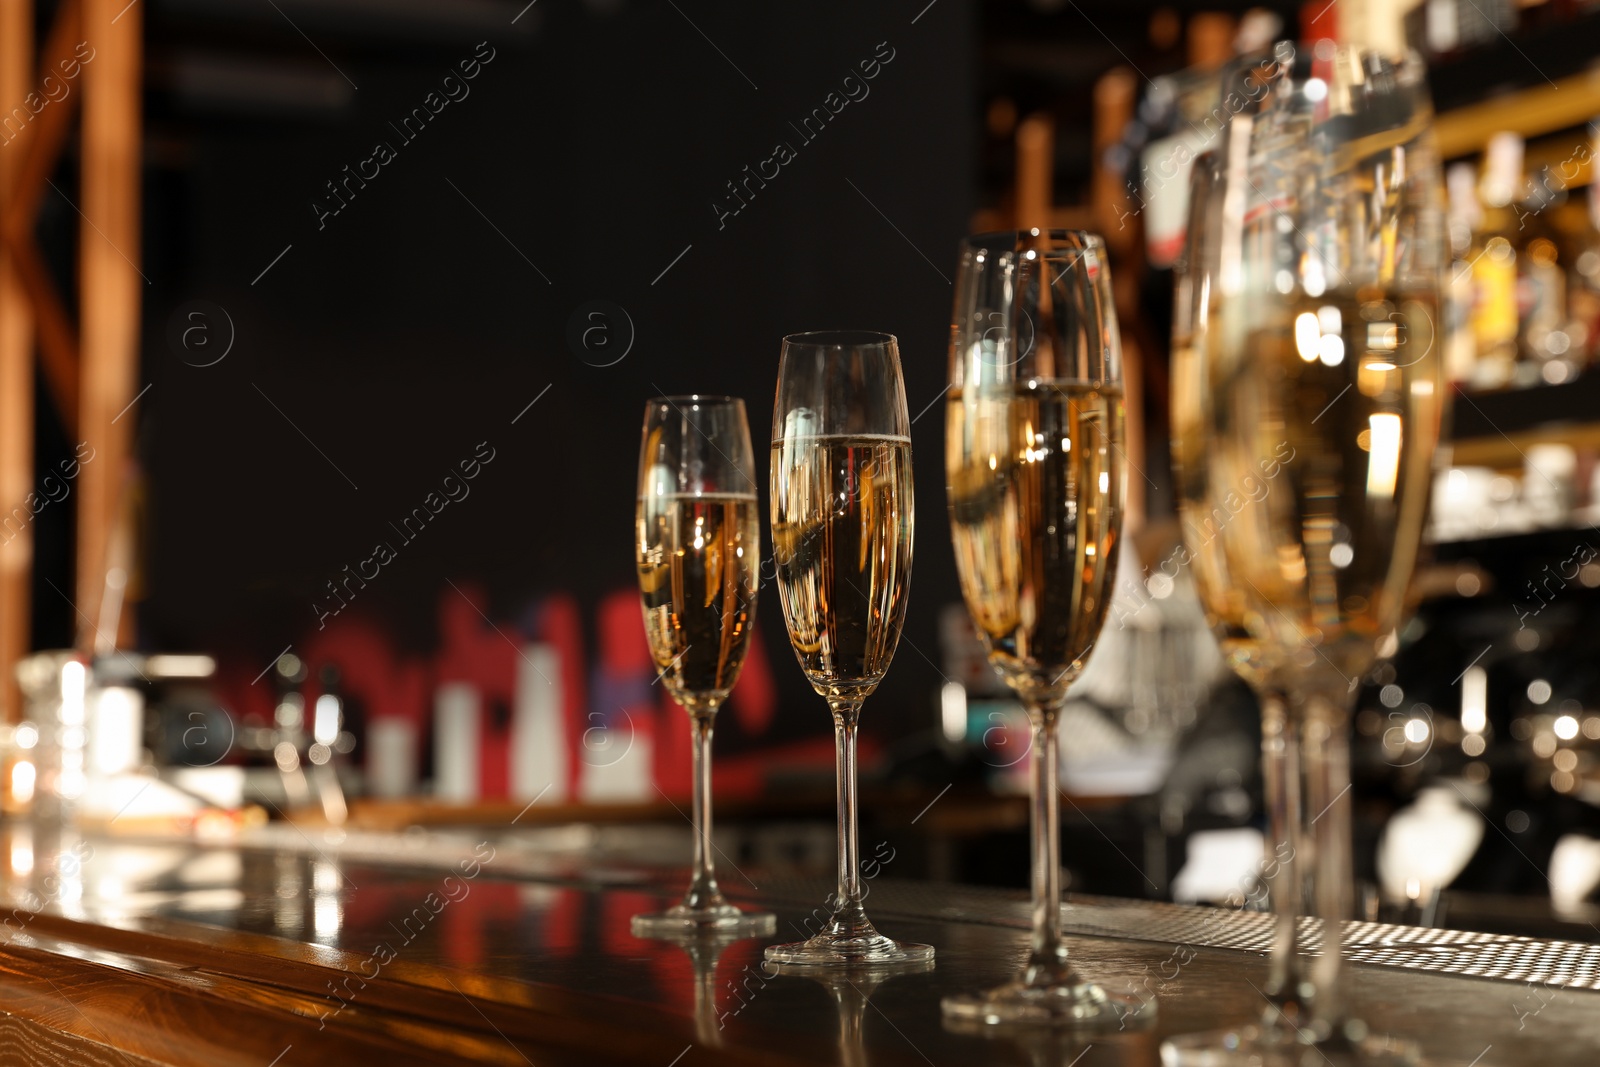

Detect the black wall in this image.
[133,0,977,747]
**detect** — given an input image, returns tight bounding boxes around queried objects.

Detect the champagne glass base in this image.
[631,904,777,936]
[941,975,1150,1028]
[1161,1024,1421,1066]
[763,932,934,967]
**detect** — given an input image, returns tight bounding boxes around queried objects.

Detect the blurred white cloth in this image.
[1550,834,1600,912]
[1377,785,1483,902]
[1172,827,1265,904]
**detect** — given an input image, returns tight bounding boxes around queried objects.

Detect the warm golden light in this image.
[1295,312,1320,362]
[1461,666,1487,733]
[1365,413,1402,498]
[11,759,35,804]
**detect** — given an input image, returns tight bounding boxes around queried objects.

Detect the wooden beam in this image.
[75,0,141,644]
[0,0,34,724]
[1092,67,1139,255]
[8,236,78,435]
[0,0,81,437]
[4,0,84,226]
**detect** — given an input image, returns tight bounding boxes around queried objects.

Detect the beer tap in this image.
[271,653,313,809]
[306,664,350,825]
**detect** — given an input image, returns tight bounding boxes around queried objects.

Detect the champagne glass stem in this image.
[1305,689,1352,1034]
[1258,688,1307,1021]
[684,710,723,909]
[831,700,867,929]
[1026,701,1070,984]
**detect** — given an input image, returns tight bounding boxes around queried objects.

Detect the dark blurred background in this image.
[123,1,970,748]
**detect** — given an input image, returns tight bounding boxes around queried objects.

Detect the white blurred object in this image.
[167,765,246,809]
[81,772,203,822]
[578,724,653,802]
[1550,835,1600,912]
[1234,10,1282,52]
[88,685,143,777]
[1430,466,1494,541]
[1172,827,1266,904]
[1524,444,1577,527]
[367,718,418,799]
[511,644,567,802]
[434,683,480,802]
[1377,786,1483,904]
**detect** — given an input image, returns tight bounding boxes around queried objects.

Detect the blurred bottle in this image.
[1337,0,1412,51]
[1469,133,1524,390]
[273,652,313,808]
[1118,10,1282,389]
[1512,155,1581,387]
[1445,163,1482,386]
[1131,12,1244,272]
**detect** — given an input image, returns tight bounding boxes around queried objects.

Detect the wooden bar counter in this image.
[0,821,1589,1065]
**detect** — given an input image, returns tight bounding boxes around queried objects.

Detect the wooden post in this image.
[1014,114,1054,233]
[76,0,141,644]
[0,0,34,722]
[1092,68,1138,254]
[1090,67,1147,540]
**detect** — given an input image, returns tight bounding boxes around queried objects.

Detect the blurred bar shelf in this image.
[1448,372,1600,468]
[1429,12,1600,127]
[2,827,1598,1065]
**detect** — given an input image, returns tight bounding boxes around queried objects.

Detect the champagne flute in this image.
[633,396,776,935]
[764,331,932,967]
[1163,42,1445,1065]
[1171,149,1308,1029]
[940,229,1135,1026]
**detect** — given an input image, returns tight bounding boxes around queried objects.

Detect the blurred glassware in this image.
[1162,38,1447,1065]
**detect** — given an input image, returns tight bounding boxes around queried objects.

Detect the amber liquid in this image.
[636,493,759,712]
[1190,289,1442,680]
[770,435,913,704]
[946,382,1123,705]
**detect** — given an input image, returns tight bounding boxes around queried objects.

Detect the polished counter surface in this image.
[0,823,1591,1066]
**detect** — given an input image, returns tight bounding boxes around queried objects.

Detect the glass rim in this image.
[646,393,745,408]
[781,329,898,350]
[962,229,1106,255]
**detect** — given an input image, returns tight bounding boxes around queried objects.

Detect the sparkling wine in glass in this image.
[941,230,1139,1026]
[764,331,932,967]
[1162,41,1446,1066]
[633,395,775,936]
[1171,148,1306,1024]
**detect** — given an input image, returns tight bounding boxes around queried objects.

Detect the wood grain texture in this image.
[1,910,824,1066]
[0,1013,169,1067]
